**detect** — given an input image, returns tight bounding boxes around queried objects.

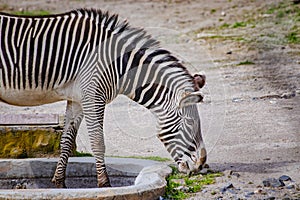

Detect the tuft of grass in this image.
[237,60,255,65]
[11,10,51,16]
[232,21,247,28]
[74,151,93,157]
[266,7,276,14]
[164,166,223,199]
[286,32,300,44]
[210,9,217,14]
[220,23,230,29]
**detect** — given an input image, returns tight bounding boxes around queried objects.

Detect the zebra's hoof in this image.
[52,177,67,188]
[98,181,111,188]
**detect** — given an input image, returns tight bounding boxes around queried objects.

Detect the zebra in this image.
[0,9,207,188]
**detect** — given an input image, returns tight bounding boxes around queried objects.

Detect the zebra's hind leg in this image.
[52,101,83,188]
[82,98,111,187]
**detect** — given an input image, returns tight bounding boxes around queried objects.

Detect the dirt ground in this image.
[0,0,299,199]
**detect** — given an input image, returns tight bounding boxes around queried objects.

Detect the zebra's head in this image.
[158,73,207,174]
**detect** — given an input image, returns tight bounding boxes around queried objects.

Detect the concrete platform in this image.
[0,157,172,200]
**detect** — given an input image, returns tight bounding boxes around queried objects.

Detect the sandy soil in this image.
[0,0,299,199]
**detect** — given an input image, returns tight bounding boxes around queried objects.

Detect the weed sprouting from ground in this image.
[164,166,223,199]
[286,32,300,44]
[237,60,255,66]
[11,10,51,16]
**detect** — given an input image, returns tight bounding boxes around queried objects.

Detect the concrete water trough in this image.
[0,157,172,199]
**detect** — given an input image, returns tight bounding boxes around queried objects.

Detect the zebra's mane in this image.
[73,9,194,84]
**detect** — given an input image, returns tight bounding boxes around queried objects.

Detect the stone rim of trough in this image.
[0,157,172,200]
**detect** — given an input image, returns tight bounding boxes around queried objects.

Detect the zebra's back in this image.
[0,9,114,105]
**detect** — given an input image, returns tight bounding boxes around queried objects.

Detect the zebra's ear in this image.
[179,92,204,108]
[193,73,206,91]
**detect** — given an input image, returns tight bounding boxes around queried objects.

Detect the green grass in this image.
[210,9,216,14]
[73,151,93,157]
[232,21,247,28]
[164,166,223,199]
[286,32,300,44]
[11,10,51,16]
[237,60,255,65]
[220,23,230,29]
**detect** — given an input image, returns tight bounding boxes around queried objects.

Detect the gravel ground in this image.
[0,0,299,199]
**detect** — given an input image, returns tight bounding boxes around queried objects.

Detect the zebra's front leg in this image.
[83,100,111,187]
[52,101,83,188]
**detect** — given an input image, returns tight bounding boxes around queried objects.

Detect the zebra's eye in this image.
[191,154,197,163]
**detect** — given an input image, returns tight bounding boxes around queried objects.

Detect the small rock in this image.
[282,195,292,200]
[221,11,226,16]
[220,187,226,193]
[220,183,234,193]
[225,183,234,189]
[279,175,292,182]
[286,183,296,189]
[281,92,296,99]
[174,185,189,192]
[263,178,285,187]
[225,170,241,178]
[254,188,267,195]
[202,189,207,193]
[227,189,237,194]
[245,192,255,198]
[264,197,275,200]
[232,97,243,103]
[231,172,241,178]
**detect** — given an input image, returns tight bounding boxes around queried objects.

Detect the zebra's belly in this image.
[0,89,64,106]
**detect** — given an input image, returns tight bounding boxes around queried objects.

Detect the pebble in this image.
[263,178,285,187]
[254,188,267,195]
[174,185,189,192]
[281,92,296,99]
[220,183,234,193]
[285,183,296,190]
[245,192,255,198]
[282,195,292,200]
[225,170,241,178]
[232,98,243,103]
[279,175,292,182]
[264,197,275,200]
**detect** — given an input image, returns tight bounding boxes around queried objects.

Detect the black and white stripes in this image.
[0,9,207,187]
